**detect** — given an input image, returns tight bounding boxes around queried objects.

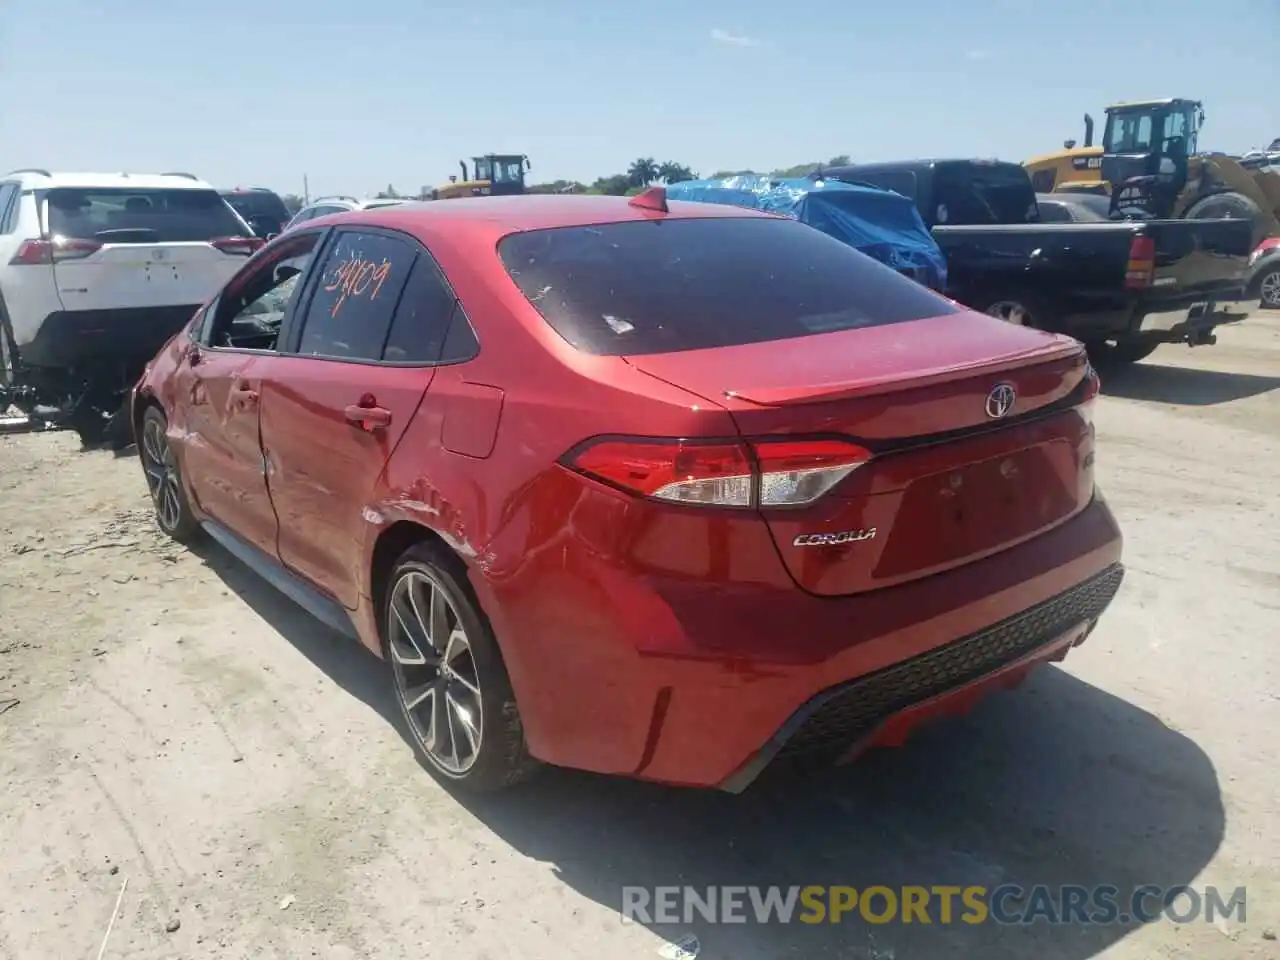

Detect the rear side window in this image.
[44,187,249,244]
[381,255,458,362]
[295,230,416,360]
[932,162,1038,225]
[497,217,960,356]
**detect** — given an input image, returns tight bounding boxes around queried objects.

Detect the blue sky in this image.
[2,0,1275,198]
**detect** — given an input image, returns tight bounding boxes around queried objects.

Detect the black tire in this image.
[0,295,18,388]
[1253,265,1280,309]
[382,541,537,792]
[973,290,1060,332]
[138,405,200,542]
[1085,337,1160,368]
[1184,191,1263,223]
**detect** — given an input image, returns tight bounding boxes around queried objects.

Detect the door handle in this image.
[344,403,392,430]
[229,382,259,408]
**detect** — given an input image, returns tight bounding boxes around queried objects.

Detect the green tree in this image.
[627,157,659,188]
[375,184,401,199]
[280,194,304,215]
[591,173,633,196]
[657,161,697,184]
[772,155,851,178]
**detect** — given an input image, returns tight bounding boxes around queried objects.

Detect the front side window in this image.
[295,230,417,360]
[474,159,493,182]
[206,233,322,350]
[498,217,960,357]
[44,187,249,244]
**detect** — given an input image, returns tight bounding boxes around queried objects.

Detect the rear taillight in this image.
[211,236,266,256]
[564,436,872,508]
[9,237,103,265]
[1124,235,1155,290]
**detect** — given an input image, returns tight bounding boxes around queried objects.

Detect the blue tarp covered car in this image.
[664,175,948,292]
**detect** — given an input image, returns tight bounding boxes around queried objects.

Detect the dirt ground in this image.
[1,314,1278,960]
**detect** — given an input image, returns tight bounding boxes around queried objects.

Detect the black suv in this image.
[219,187,291,239]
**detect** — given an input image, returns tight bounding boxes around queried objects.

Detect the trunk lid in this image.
[626,312,1096,596]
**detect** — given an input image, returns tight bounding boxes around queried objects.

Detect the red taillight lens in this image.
[565,436,872,507]
[568,438,754,506]
[750,438,872,506]
[211,236,265,256]
[1125,235,1156,290]
[9,237,103,265]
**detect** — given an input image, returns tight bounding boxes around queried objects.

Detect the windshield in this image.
[474,159,493,181]
[498,217,960,356]
[932,162,1038,225]
[47,187,249,243]
[221,190,289,223]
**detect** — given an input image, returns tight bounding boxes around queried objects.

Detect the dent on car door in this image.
[178,232,322,557]
[259,228,457,608]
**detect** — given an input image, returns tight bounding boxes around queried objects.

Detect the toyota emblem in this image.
[985,382,1016,419]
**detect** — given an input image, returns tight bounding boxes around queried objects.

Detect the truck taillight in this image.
[9,237,103,265]
[1124,235,1155,289]
[563,436,872,508]
[211,236,266,256]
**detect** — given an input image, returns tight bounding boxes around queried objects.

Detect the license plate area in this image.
[874,443,1078,577]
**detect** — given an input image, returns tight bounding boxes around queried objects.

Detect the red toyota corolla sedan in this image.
[132,190,1124,793]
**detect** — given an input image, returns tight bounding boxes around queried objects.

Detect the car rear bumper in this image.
[18,306,198,370]
[477,489,1123,789]
[717,563,1122,791]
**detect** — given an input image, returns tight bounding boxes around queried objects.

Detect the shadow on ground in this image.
[1100,359,1280,406]
[198,541,1225,960]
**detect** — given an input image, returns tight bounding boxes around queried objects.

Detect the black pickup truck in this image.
[823,158,1254,365]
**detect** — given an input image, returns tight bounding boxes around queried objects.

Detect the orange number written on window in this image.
[323,255,392,318]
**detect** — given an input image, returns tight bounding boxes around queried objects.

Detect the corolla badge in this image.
[985,382,1016,420]
[793,529,877,547]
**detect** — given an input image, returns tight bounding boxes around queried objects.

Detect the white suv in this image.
[0,169,261,441]
[283,195,407,231]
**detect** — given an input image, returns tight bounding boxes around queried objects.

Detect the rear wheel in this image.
[977,292,1058,331]
[383,542,537,792]
[1256,265,1280,309]
[138,406,200,541]
[1184,190,1262,223]
[0,297,17,389]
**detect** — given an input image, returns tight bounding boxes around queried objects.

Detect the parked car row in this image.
[130,189,1125,795]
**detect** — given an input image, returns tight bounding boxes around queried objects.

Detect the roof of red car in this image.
[313,192,772,240]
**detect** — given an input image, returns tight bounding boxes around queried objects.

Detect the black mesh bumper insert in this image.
[775,564,1125,763]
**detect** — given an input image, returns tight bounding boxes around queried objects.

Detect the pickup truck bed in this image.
[824,159,1255,363]
[933,217,1253,347]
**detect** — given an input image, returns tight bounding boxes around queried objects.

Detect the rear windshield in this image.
[46,187,249,244]
[222,190,289,222]
[498,217,960,356]
[932,162,1038,225]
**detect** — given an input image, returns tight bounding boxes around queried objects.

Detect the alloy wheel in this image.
[985,301,1031,326]
[1261,270,1280,308]
[141,418,183,533]
[388,569,484,776]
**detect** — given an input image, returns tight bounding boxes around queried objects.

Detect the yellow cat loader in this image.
[1024,99,1280,245]
[430,154,530,200]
